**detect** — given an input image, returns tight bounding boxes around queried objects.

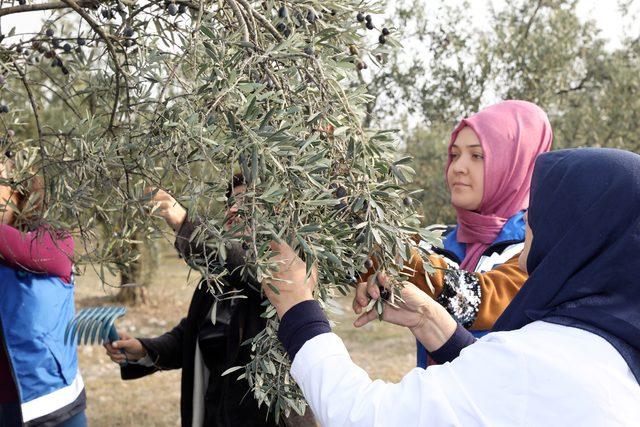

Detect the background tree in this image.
[1,0,436,418]
[365,0,639,225]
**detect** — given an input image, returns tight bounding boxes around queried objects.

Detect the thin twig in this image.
[12,60,43,142]
[235,0,283,42]
[28,80,83,119]
[516,0,544,50]
[62,0,132,203]
[61,0,127,134]
[0,0,98,17]
[238,0,258,43]
[12,59,50,219]
[226,0,250,43]
[555,74,590,96]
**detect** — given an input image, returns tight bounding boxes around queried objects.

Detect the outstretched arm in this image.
[261,243,521,426]
[360,250,527,330]
[147,188,247,281]
[0,224,74,283]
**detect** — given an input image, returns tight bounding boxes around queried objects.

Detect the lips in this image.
[452,182,470,188]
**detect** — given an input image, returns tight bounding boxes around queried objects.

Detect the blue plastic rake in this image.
[64,306,127,347]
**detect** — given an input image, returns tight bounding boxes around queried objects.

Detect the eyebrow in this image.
[451,143,482,148]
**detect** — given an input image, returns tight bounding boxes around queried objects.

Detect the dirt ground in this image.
[75,241,416,426]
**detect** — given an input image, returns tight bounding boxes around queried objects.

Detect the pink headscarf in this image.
[447,100,553,271]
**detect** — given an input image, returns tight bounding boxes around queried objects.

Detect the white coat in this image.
[291,321,640,426]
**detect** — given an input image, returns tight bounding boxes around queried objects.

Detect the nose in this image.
[451,155,468,175]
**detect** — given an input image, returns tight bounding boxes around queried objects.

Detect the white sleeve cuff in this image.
[130,354,154,367]
[290,333,349,381]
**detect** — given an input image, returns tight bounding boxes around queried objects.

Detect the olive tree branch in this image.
[235,0,282,42]
[225,0,250,43]
[61,0,128,134]
[0,0,99,17]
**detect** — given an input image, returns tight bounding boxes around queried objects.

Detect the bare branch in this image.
[12,59,51,219]
[237,0,258,43]
[516,0,544,50]
[556,74,591,96]
[235,0,283,42]
[12,60,43,141]
[61,0,127,134]
[0,0,98,17]
[225,0,250,43]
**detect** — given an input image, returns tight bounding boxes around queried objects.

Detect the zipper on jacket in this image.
[431,247,462,266]
[434,239,524,267]
[480,239,524,258]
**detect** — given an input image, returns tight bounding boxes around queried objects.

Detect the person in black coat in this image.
[104,176,313,427]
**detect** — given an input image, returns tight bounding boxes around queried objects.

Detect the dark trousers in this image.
[57,411,87,427]
[0,403,20,427]
[0,404,86,427]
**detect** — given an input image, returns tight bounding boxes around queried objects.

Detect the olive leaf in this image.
[1,0,439,418]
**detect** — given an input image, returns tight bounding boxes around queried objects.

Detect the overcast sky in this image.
[1,0,636,48]
[460,0,636,49]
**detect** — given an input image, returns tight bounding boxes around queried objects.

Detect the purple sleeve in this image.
[429,323,477,364]
[0,225,74,283]
[277,300,331,360]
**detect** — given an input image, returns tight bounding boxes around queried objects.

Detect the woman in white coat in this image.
[262,148,640,426]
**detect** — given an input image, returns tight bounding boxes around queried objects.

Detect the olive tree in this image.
[372,0,639,225]
[0,0,436,417]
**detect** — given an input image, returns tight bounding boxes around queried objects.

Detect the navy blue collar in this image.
[442,210,526,265]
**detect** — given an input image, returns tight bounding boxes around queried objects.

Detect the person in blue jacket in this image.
[0,159,85,427]
[361,100,553,367]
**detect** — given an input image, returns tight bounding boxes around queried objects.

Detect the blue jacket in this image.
[437,211,526,271]
[0,265,85,426]
[417,211,526,368]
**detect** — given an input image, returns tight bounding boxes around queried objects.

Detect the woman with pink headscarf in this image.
[356,100,553,367]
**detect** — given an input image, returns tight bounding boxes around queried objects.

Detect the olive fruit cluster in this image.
[275,4,320,38]
[38,27,80,75]
[355,12,374,30]
[379,27,390,44]
[355,13,391,43]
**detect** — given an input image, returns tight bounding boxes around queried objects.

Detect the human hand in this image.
[353,273,433,330]
[0,159,11,180]
[261,240,317,318]
[145,187,187,232]
[353,273,457,352]
[104,331,147,364]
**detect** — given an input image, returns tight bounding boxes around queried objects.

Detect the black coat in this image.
[120,219,276,427]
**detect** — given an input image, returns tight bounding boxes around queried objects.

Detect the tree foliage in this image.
[1,0,436,417]
[369,0,640,225]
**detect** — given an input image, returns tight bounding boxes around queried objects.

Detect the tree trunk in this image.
[116,233,159,306]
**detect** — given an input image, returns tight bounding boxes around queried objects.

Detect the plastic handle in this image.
[108,326,128,366]
[108,325,120,343]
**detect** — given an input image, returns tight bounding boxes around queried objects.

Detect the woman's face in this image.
[518,212,533,273]
[447,127,485,211]
[0,162,18,226]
